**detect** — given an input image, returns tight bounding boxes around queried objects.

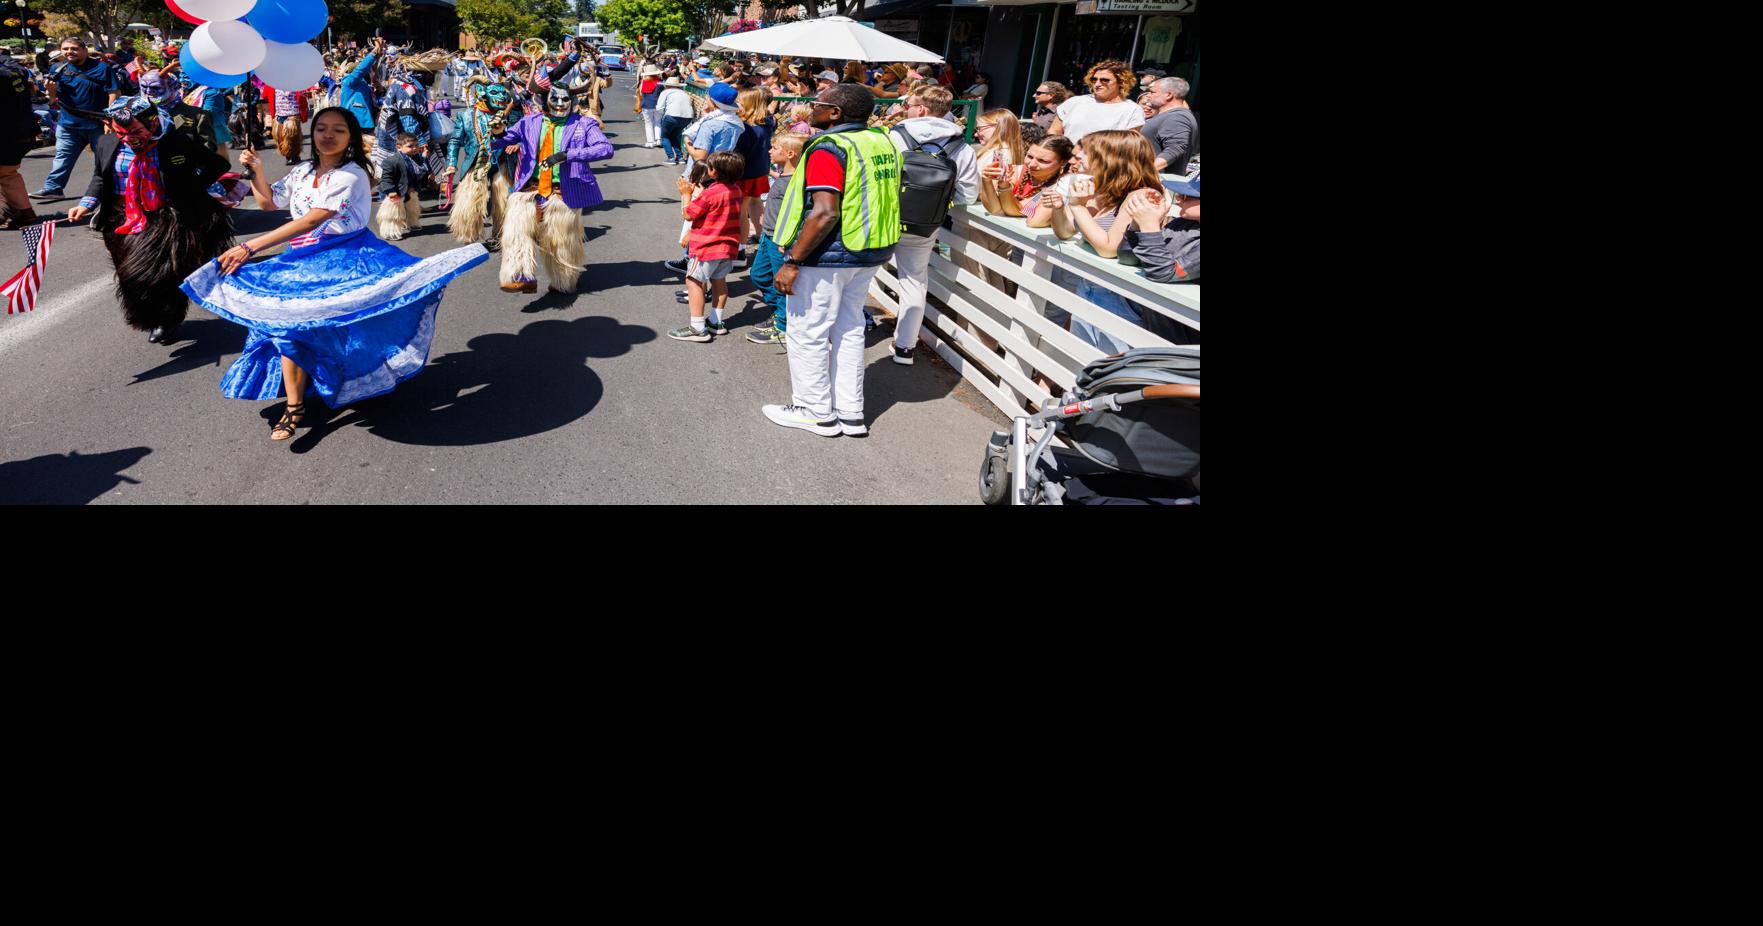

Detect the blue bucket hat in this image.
[709,81,739,109]
[1163,175,1200,198]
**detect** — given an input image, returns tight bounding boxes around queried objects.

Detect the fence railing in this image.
[868,204,1200,421]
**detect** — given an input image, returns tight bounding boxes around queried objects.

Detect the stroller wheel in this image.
[979,452,1012,506]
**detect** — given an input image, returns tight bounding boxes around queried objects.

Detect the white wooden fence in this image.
[868,204,1201,420]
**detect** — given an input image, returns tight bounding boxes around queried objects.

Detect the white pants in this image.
[642,108,660,146]
[891,232,937,351]
[786,264,882,420]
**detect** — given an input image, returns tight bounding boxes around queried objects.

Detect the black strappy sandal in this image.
[271,402,306,441]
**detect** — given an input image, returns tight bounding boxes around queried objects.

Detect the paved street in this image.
[0,74,1007,504]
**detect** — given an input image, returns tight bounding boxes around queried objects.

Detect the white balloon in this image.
[190,20,267,75]
[252,40,324,91]
[178,0,258,21]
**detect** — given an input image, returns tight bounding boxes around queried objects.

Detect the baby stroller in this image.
[980,347,1200,506]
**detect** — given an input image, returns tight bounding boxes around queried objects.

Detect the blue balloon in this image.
[180,43,247,88]
[246,0,330,45]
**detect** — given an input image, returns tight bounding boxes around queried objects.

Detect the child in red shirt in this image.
[669,151,746,342]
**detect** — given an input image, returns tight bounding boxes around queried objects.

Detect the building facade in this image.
[863,0,1200,116]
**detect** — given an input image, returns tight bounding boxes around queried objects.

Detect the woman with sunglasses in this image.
[67,96,236,346]
[1047,60,1143,145]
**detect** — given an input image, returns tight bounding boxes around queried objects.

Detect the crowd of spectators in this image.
[644,49,1199,383]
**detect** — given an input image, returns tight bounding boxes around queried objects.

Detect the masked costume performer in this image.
[138,68,218,151]
[445,75,519,251]
[181,108,489,441]
[374,52,442,172]
[493,81,614,294]
[67,97,236,345]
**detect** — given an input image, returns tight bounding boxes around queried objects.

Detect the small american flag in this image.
[2,220,56,315]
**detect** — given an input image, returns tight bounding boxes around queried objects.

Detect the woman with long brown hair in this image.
[1057,129,1161,257]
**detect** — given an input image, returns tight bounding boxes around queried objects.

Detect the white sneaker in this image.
[835,413,868,437]
[763,404,839,437]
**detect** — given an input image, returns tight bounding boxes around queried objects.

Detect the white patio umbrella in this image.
[702,16,944,63]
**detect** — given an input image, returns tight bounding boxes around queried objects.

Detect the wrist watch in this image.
[783,258,801,267]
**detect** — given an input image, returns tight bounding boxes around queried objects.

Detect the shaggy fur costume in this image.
[376,193,424,240]
[274,117,303,161]
[448,169,509,245]
[499,192,586,292]
[106,201,232,331]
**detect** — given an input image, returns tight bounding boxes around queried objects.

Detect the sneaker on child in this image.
[668,324,713,342]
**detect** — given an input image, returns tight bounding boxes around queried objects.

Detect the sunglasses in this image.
[809,100,839,109]
[1091,77,1117,84]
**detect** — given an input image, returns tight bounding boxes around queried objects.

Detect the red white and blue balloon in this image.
[167,0,327,90]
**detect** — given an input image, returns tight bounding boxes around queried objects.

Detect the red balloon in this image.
[166,1,205,26]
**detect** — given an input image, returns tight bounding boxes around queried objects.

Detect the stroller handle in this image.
[1142,384,1200,400]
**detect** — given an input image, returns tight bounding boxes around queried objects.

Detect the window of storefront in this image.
[946,6,990,91]
[1042,3,1201,112]
[1044,4,1140,93]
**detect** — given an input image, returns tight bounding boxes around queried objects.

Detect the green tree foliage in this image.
[37,0,158,46]
[594,0,713,49]
[459,0,575,45]
[326,0,409,45]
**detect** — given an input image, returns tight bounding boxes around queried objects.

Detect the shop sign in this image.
[874,19,921,43]
[1077,0,1197,14]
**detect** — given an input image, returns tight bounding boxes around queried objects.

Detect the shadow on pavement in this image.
[0,447,151,505]
[573,258,685,297]
[593,197,675,211]
[273,314,657,451]
[863,349,960,427]
[130,319,244,385]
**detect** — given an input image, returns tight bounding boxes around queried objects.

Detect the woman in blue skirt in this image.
[182,108,489,441]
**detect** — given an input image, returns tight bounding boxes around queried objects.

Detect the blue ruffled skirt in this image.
[181,230,488,407]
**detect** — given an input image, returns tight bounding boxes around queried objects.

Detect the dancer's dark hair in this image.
[309,106,376,182]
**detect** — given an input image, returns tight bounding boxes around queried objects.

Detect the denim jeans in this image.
[1069,277,1145,356]
[748,233,787,332]
[43,124,102,194]
[660,115,692,161]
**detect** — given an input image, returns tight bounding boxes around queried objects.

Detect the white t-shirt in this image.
[658,87,696,119]
[1054,95,1146,144]
[272,161,372,239]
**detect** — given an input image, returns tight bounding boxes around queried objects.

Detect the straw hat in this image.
[663,76,683,87]
[640,64,663,77]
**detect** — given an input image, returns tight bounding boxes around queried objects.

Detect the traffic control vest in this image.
[773,126,902,256]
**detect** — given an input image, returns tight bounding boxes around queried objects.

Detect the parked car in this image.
[597,45,626,70]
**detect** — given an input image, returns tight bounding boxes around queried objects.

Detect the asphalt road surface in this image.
[0,75,1007,504]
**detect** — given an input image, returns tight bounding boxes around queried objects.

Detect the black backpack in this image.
[892,125,959,238]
